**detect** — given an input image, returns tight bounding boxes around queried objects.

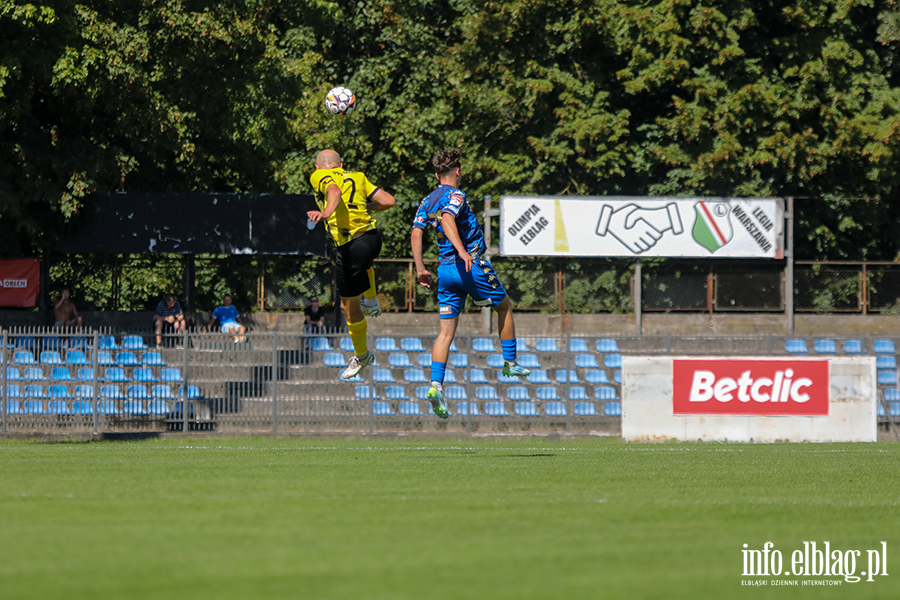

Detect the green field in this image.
[0,437,897,599]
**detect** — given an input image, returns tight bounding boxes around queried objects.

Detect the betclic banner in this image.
[499,196,784,258]
[0,259,40,307]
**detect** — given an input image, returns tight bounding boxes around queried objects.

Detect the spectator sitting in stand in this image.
[206,294,247,343]
[153,294,186,349]
[53,288,83,328]
[304,296,326,334]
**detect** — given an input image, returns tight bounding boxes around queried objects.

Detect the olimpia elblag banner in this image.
[499,196,784,258]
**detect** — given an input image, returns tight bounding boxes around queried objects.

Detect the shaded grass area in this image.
[0,438,898,599]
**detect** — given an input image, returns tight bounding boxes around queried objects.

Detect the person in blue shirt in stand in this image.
[410,148,530,419]
[205,294,247,343]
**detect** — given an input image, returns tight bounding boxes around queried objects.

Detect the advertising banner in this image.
[499,196,783,258]
[672,358,830,416]
[0,259,40,307]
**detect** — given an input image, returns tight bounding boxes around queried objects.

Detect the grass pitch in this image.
[0,437,898,599]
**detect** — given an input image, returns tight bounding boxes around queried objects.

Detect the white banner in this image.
[499,196,784,258]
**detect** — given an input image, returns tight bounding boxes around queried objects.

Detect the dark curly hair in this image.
[432,148,461,177]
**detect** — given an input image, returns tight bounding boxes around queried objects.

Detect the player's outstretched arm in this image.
[367,189,396,212]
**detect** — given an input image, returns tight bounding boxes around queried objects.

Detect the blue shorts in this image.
[437,257,508,318]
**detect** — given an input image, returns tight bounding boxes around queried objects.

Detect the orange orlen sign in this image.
[673,358,830,416]
[0,259,40,307]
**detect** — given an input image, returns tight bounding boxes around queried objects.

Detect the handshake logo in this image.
[595,202,684,254]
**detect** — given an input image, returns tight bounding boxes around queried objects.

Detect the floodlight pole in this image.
[634,258,642,335]
[483,196,500,335]
[785,197,794,336]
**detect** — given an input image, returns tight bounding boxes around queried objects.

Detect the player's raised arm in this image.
[367,189,396,212]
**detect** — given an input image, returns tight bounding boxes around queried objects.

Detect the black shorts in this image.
[335,229,382,298]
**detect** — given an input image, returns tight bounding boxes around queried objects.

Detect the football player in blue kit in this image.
[411,148,530,419]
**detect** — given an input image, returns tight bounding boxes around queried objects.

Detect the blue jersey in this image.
[412,184,485,265]
[212,305,239,325]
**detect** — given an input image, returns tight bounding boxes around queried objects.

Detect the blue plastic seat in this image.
[43,336,64,350]
[323,353,346,368]
[614,371,622,384]
[568,339,590,353]
[400,338,426,352]
[444,369,457,383]
[514,402,539,417]
[40,351,64,365]
[179,386,202,399]
[517,354,541,369]
[339,337,355,352]
[475,386,500,402]
[844,340,863,354]
[103,367,130,383]
[596,339,620,353]
[464,369,489,384]
[372,401,394,415]
[388,353,413,368]
[534,339,560,353]
[884,388,900,402]
[372,369,395,383]
[23,399,45,413]
[506,386,530,401]
[891,403,900,417]
[497,372,519,384]
[122,335,148,350]
[132,368,157,383]
[97,351,116,366]
[116,351,140,366]
[604,355,623,369]
[6,385,21,399]
[485,354,504,369]
[122,400,147,415]
[444,386,467,401]
[13,350,35,365]
[403,369,428,383]
[604,402,622,417]
[374,337,398,352]
[14,336,35,349]
[308,337,332,351]
[100,385,125,400]
[151,385,176,399]
[874,339,896,354]
[72,400,93,415]
[448,340,459,352]
[23,367,45,381]
[127,385,151,400]
[75,385,94,399]
[555,369,578,384]
[416,353,432,368]
[5,400,21,414]
[65,350,89,366]
[171,401,195,417]
[545,401,567,417]
[96,400,119,415]
[584,370,609,384]
[813,340,837,354]
[785,339,809,353]
[146,400,170,415]
[384,386,408,400]
[69,336,91,350]
[516,339,529,353]
[877,356,897,370]
[46,399,70,414]
[567,386,589,401]
[472,338,496,353]
[455,401,480,416]
[595,386,619,401]
[573,402,599,416]
[47,384,70,399]
[355,385,375,400]
[535,386,560,401]
[98,336,120,350]
[484,401,510,416]
[398,401,423,415]
[142,352,166,366]
[5,366,20,381]
[160,368,183,383]
[574,354,599,369]
[877,371,898,386]
[76,368,94,382]
[449,354,468,368]
[526,369,551,384]
[49,367,73,381]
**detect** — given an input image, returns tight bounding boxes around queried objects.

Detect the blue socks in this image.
[501,339,517,363]
[430,361,446,386]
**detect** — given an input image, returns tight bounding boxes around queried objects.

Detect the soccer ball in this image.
[325,87,356,116]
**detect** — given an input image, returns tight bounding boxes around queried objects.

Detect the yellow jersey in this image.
[310,167,379,246]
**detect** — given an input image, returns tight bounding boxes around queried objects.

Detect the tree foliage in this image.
[4,0,900,261]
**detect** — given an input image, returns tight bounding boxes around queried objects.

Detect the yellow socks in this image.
[348,319,368,356]
[363,268,376,300]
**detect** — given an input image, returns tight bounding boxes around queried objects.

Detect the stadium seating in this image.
[39,351,64,365]
[584,370,609,384]
[484,401,510,417]
[75,385,94,398]
[133,368,159,383]
[516,339,529,353]
[497,372,519,384]
[464,369,489,384]
[475,386,500,402]
[785,339,809,353]
[5,366,20,381]
[323,353,346,367]
[400,338,426,352]
[449,354,468,368]
[98,336,120,350]
[844,340,863,354]
[142,352,166,366]
[567,387,589,402]
[96,351,115,366]
[517,354,541,369]
[97,400,120,415]
[874,339,896,354]
[384,386,408,401]
[403,369,428,383]
[876,356,897,370]
[46,400,70,414]
[49,367,73,381]
[449,340,460,352]
[472,338,496,353]
[66,351,89,366]
[179,386,201,399]
[77,368,94,382]
[355,386,375,400]
[151,385,176,400]
[372,401,394,415]
[23,399,45,414]
[127,385,151,400]
[24,385,44,398]
[69,337,91,350]
[574,354,599,369]
[388,353,413,368]
[122,335,148,350]
[122,400,147,415]
[595,386,618,401]
[23,367,45,381]
[308,337,332,351]
[372,369,395,383]
[13,350,35,365]
[506,386,530,401]
[103,367,129,382]
[14,337,35,349]
[604,355,623,369]
[614,371,622,384]
[445,386,467,401]
[160,368,183,382]
[485,354,504,369]
[535,386,560,402]
[116,352,140,366]
[47,384,70,399]
[72,401,93,415]
[5,398,22,414]
[884,388,900,402]
[555,370,578,384]
[374,337,398,352]
[416,353,432,368]
[514,402,539,417]
[455,402,479,416]
[100,386,125,400]
[147,400,170,416]
[573,402,598,416]
[534,339,560,352]
[877,371,897,386]
[398,401,423,416]
[43,336,64,350]
[526,369,552,384]
[569,339,590,353]
[538,400,566,418]
[444,369,457,383]
[596,339,620,353]
[339,338,355,352]
[604,402,623,417]
[813,340,837,354]
[5,385,21,399]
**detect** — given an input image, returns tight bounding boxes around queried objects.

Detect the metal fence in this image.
[2,327,899,436]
